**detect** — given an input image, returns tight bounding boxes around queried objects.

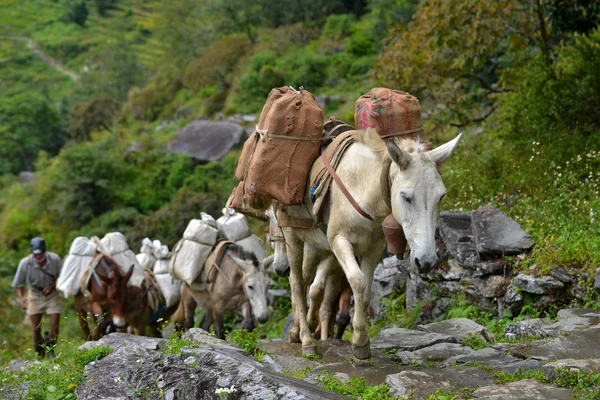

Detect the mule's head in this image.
[265,206,290,277]
[230,255,271,324]
[98,259,134,328]
[386,133,462,273]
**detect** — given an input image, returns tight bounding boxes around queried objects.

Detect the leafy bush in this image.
[63,0,89,27]
[226,329,265,361]
[316,371,395,399]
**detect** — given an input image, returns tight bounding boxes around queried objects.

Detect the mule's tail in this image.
[170,297,186,332]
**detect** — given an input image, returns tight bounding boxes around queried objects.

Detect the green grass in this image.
[315,371,395,400]
[0,344,112,399]
[226,329,266,362]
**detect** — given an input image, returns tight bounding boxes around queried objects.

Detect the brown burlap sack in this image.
[227,183,268,222]
[243,88,324,206]
[235,87,290,181]
[355,88,425,140]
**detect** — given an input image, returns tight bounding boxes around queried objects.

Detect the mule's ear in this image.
[124,264,135,282]
[426,132,463,165]
[98,270,113,284]
[230,255,253,273]
[261,254,275,273]
[387,140,411,170]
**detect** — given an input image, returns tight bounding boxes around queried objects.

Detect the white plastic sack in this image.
[136,238,157,270]
[56,237,97,298]
[168,239,214,286]
[217,208,252,242]
[100,232,145,287]
[154,259,170,275]
[183,218,218,245]
[155,274,180,308]
[236,234,266,260]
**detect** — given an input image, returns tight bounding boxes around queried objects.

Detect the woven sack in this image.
[155,274,180,308]
[235,234,266,260]
[227,182,268,221]
[355,88,425,140]
[243,87,324,206]
[234,87,290,181]
[56,237,97,298]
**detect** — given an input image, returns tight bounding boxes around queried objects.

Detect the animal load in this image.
[56,237,97,298]
[99,232,146,287]
[216,208,252,242]
[136,238,157,270]
[234,86,325,207]
[217,208,267,260]
[168,213,218,286]
[146,239,180,308]
[354,88,427,257]
[152,240,171,275]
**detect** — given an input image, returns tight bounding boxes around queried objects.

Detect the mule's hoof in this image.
[289,330,301,344]
[352,344,371,359]
[302,345,318,357]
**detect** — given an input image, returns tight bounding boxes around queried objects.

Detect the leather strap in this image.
[380,127,424,138]
[321,150,373,221]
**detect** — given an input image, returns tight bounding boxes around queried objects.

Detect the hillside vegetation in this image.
[1,0,599,369]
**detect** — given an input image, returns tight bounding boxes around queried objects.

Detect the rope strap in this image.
[255,127,329,142]
[321,150,373,221]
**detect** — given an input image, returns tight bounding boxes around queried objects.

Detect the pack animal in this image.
[173,243,272,339]
[276,129,462,358]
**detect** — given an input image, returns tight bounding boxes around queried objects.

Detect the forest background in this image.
[0,0,599,363]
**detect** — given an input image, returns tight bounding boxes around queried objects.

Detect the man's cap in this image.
[30,237,46,254]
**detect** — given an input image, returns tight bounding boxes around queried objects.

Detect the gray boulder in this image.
[396,343,475,365]
[167,119,246,162]
[438,211,479,268]
[512,274,564,295]
[497,284,524,317]
[371,257,409,316]
[472,379,575,400]
[472,205,534,256]
[525,326,600,361]
[594,267,600,291]
[504,321,549,340]
[76,332,349,400]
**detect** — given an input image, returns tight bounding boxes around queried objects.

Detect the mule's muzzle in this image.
[257,314,269,324]
[273,263,290,277]
[112,316,127,328]
[412,253,437,274]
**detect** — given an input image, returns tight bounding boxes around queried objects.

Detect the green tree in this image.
[372,0,552,126]
[94,0,116,17]
[0,94,66,175]
[67,95,120,141]
[64,0,89,27]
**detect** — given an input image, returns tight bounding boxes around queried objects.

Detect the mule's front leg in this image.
[287,236,316,354]
[319,270,341,340]
[241,302,256,331]
[212,309,226,339]
[331,236,370,359]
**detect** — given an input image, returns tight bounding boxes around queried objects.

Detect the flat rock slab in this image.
[540,317,594,337]
[307,360,403,386]
[448,347,542,373]
[386,366,495,399]
[543,358,600,381]
[472,205,534,256]
[472,378,575,400]
[372,328,458,352]
[397,343,475,365]
[526,326,600,361]
[79,332,165,352]
[557,308,600,319]
[418,318,495,342]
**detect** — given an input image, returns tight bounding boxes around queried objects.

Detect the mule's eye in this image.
[403,196,412,205]
[248,285,254,291]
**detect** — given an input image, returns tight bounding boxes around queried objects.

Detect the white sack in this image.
[56,237,97,298]
[154,259,170,275]
[100,232,145,287]
[136,238,157,270]
[236,234,266,260]
[168,239,214,286]
[183,218,218,245]
[217,208,252,242]
[155,274,180,308]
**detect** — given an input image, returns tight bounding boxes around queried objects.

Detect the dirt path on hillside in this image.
[0,35,79,81]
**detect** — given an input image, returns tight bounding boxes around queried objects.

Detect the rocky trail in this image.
[6,310,593,399]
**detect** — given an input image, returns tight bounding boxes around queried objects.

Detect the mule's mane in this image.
[352,128,430,162]
[226,242,259,267]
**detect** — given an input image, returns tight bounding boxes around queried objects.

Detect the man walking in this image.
[12,237,63,358]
